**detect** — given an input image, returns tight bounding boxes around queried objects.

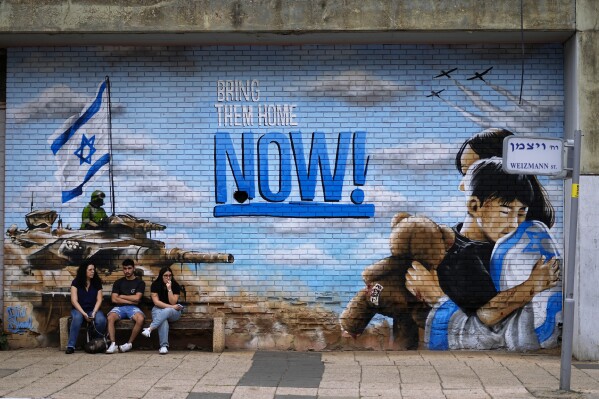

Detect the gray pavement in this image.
[1,348,599,398]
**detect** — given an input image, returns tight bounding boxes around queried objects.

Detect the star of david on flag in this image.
[49,80,111,203]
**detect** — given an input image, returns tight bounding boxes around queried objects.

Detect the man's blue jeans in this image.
[150,307,182,348]
[67,309,107,349]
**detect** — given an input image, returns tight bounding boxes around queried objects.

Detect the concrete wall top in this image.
[0,0,575,46]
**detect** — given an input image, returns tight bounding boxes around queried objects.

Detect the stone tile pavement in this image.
[0,348,599,398]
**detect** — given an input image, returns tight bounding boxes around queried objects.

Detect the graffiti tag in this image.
[6,306,33,334]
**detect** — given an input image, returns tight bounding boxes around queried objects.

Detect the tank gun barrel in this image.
[106,214,166,233]
[167,248,234,264]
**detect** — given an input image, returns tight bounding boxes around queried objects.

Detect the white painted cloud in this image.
[433,79,561,135]
[11,84,124,121]
[374,141,455,171]
[304,70,416,104]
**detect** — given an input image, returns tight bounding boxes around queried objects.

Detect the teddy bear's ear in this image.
[389,213,415,258]
[389,215,454,270]
[390,212,411,229]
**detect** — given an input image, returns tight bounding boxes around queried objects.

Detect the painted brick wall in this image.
[3,44,564,350]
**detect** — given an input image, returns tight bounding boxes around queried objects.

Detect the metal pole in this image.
[105,76,116,216]
[560,129,582,391]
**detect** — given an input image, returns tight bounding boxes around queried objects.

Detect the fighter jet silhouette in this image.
[433,68,457,79]
[467,67,493,82]
[426,89,445,98]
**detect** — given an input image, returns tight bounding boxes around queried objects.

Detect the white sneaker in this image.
[105,342,117,354]
[119,343,133,353]
[142,328,151,338]
[159,346,168,355]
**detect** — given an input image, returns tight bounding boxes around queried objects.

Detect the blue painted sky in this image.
[5,44,564,312]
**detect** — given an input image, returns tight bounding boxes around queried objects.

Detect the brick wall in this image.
[3,44,565,350]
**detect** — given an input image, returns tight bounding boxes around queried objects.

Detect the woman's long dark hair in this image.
[155,266,178,290]
[456,128,555,228]
[73,261,102,289]
[455,128,513,173]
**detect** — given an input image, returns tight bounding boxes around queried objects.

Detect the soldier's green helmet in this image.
[91,190,105,201]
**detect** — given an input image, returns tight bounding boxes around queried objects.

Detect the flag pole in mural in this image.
[105,76,116,216]
[49,77,112,204]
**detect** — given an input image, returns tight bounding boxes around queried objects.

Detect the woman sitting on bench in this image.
[142,266,184,354]
[66,261,106,354]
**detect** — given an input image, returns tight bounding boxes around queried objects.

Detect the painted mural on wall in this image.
[3,44,564,351]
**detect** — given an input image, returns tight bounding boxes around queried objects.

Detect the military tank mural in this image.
[5,209,234,275]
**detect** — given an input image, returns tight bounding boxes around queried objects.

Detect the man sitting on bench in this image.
[105,259,146,354]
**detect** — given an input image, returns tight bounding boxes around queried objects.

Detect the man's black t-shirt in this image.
[111,277,145,306]
[436,223,497,315]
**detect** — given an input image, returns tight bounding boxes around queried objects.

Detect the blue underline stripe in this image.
[214,203,375,218]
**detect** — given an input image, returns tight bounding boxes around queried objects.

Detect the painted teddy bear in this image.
[340,212,453,349]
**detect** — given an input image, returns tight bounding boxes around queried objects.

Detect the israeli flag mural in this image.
[49,80,110,203]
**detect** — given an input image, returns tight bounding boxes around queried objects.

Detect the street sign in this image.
[503,136,563,175]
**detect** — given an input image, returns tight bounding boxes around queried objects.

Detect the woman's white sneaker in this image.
[142,328,151,338]
[159,346,168,355]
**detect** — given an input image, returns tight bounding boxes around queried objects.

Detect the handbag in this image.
[83,320,109,354]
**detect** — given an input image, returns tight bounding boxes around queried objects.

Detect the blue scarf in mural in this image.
[426,220,562,350]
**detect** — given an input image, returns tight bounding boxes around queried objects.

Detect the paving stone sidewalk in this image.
[1,348,599,399]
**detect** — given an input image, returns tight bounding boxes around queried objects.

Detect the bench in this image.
[59,314,225,352]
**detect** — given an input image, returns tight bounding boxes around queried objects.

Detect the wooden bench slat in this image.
[114,319,213,330]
